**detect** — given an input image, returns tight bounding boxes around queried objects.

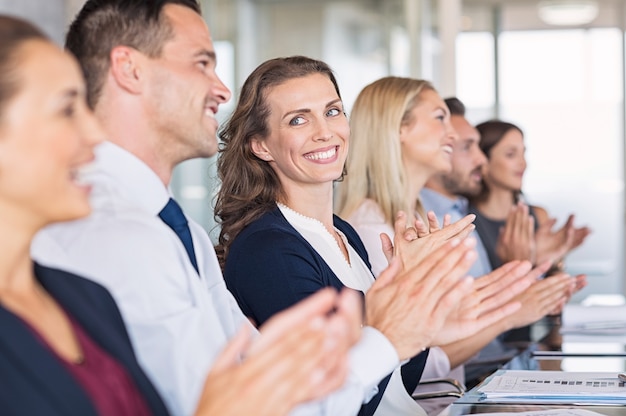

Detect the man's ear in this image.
[109,46,143,94]
[250,137,274,162]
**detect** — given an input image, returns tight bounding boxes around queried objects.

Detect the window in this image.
[457,24,624,299]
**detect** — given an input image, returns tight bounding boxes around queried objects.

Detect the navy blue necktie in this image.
[159,198,199,274]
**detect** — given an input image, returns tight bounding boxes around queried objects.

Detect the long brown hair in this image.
[215,56,342,268]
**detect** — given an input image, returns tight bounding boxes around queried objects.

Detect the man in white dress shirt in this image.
[32,2,532,415]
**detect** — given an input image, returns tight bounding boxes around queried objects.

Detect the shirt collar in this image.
[420,187,469,216]
[92,141,171,216]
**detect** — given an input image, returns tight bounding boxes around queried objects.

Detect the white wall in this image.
[0,0,66,45]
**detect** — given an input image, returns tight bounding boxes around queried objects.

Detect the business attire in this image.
[32,141,398,416]
[225,203,430,416]
[344,198,466,414]
[0,263,169,416]
[419,189,520,380]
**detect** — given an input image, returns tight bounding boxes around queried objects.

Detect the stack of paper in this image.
[477,370,626,404]
[461,410,607,416]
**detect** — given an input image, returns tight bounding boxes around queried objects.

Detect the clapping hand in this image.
[496,202,536,264]
[380,210,475,273]
[365,238,476,360]
[431,260,543,345]
[197,288,361,416]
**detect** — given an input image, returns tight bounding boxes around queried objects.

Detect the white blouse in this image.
[277,203,375,293]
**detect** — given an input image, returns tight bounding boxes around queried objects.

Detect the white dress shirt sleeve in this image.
[349,326,400,401]
[33,218,405,416]
[32,218,250,416]
[30,142,406,416]
[288,326,400,416]
[420,346,452,380]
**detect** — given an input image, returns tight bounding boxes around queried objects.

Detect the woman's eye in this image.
[63,105,76,118]
[289,116,306,126]
[326,108,341,117]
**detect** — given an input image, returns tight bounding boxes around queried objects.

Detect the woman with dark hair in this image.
[470,121,534,270]
[470,120,590,271]
[0,16,357,416]
[469,120,589,343]
[216,55,536,415]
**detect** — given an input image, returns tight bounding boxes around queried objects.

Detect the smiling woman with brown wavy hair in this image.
[215,54,535,416]
[215,56,342,268]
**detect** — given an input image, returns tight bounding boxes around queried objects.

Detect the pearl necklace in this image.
[276,202,351,266]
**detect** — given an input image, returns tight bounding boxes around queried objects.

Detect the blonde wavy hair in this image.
[335,76,434,225]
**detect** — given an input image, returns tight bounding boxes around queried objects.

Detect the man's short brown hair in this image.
[65,0,202,109]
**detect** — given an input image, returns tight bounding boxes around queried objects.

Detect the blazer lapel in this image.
[36,264,170,416]
[36,264,141,364]
[0,307,97,415]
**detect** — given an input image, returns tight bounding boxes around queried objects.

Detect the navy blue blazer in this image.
[0,263,170,416]
[224,207,429,416]
[224,207,371,326]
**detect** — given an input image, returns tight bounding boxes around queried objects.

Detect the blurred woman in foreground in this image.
[0,15,351,416]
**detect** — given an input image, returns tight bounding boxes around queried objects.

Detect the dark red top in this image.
[28,316,152,416]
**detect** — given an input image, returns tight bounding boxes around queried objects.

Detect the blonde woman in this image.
[336,77,573,413]
[337,77,468,276]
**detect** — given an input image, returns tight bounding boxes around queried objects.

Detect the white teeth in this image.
[204,109,215,119]
[72,161,97,186]
[305,147,337,161]
[442,145,453,154]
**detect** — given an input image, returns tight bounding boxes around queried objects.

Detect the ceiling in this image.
[461,0,625,31]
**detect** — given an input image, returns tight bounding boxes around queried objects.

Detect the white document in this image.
[477,370,626,404]
[461,410,608,416]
